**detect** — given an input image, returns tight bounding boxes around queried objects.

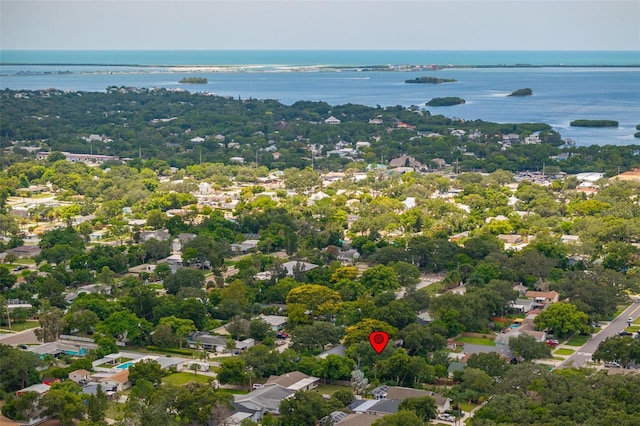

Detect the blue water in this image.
[116,362,135,369]
[2,50,639,66]
[1,50,639,147]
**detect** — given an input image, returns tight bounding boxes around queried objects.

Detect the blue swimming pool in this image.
[116,362,135,369]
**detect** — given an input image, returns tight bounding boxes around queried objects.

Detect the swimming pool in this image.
[116,362,135,369]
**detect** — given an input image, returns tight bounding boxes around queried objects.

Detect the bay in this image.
[1,50,639,147]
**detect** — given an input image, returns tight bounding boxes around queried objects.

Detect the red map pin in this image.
[369,331,389,354]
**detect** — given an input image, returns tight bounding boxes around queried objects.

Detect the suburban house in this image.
[335,413,380,426]
[232,384,295,422]
[68,369,90,384]
[188,332,231,352]
[99,369,131,392]
[281,260,319,276]
[16,383,50,397]
[139,229,170,242]
[510,298,536,313]
[525,290,560,305]
[367,385,451,414]
[5,245,42,259]
[230,239,260,254]
[14,383,51,426]
[258,315,288,332]
[265,371,319,391]
[324,116,341,125]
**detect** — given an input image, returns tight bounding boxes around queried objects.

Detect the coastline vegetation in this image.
[570,119,619,127]
[425,97,465,106]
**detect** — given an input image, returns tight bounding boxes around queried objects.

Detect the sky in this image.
[1,0,639,51]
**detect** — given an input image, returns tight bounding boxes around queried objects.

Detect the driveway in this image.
[558,299,640,368]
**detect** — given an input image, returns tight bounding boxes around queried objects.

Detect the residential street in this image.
[558,299,640,369]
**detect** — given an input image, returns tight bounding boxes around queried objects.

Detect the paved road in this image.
[558,299,640,368]
[0,328,40,345]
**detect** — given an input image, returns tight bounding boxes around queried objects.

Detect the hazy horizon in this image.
[1,1,639,51]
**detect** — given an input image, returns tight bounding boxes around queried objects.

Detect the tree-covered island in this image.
[178,77,208,84]
[570,119,619,127]
[426,97,466,106]
[405,76,457,84]
[508,88,533,97]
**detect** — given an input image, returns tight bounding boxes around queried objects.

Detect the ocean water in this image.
[1,50,639,147]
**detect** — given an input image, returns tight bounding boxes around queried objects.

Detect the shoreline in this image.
[1,63,639,76]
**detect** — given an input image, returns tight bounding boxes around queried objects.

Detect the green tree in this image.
[371,410,425,426]
[279,390,330,426]
[291,321,343,353]
[87,384,109,423]
[466,352,510,379]
[343,318,398,346]
[163,267,205,295]
[218,357,248,385]
[96,310,152,345]
[508,334,552,361]
[0,344,42,392]
[35,307,65,342]
[533,302,590,338]
[39,382,85,426]
[158,316,197,348]
[593,336,640,368]
[398,396,437,421]
[128,359,165,386]
[359,264,400,295]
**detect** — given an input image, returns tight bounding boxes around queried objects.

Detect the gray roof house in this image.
[233,384,295,422]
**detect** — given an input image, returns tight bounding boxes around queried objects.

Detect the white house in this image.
[324,116,341,125]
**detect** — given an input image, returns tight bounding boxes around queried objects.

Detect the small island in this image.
[179,77,208,84]
[426,97,466,106]
[570,119,619,128]
[508,88,533,97]
[405,76,456,84]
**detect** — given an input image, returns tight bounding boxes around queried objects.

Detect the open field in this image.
[0,320,39,333]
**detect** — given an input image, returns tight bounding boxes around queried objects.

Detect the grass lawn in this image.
[0,320,39,332]
[219,389,248,395]
[626,325,640,332]
[105,401,125,422]
[554,348,575,356]
[552,356,566,361]
[315,383,352,395]
[162,372,212,385]
[613,305,628,319]
[424,282,445,296]
[459,402,477,412]
[565,335,589,346]
[456,336,496,346]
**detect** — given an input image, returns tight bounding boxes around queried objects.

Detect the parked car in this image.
[437,414,456,421]
[252,384,264,389]
[618,331,633,337]
[277,332,289,339]
[604,361,621,368]
[592,322,601,328]
[546,339,559,346]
